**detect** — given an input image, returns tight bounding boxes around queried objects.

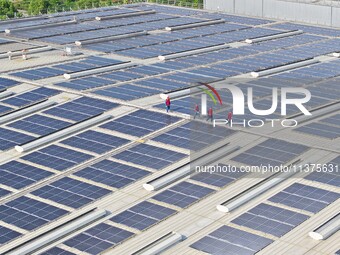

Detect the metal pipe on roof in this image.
[4,19,77,34]
[0,46,53,59]
[0,100,56,125]
[245,30,303,44]
[0,91,14,99]
[7,209,106,255]
[165,19,225,31]
[309,213,340,240]
[15,114,112,153]
[216,167,302,213]
[75,30,147,46]
[63,62,135,79]
[132,232,183,255]
[143,145,240,191]
[250,58,319,78]
[158,44,230,61]
[95,10,156,21]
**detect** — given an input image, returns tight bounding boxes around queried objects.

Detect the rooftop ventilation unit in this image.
[158,44,229,61]
[15,114,112,153]
[0,91,14,99]
[143,145,240,191]
[0,46,52,60]
[63,62,135,79]
[251,59,319,78]
[216,165,302,213]
[75,31,147,46]
[309,213,340,240]
[5,20,77,34]
[0,100,56,125]
[245,30,303,44]
[95,10,156,21]
[132,232,183,255]
[165,19,225,31]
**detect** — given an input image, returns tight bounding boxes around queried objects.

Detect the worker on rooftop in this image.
[194,104,199,119]
[165,96,171,113]
[207,107,213,122]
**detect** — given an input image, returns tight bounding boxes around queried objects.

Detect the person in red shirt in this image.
[227,111,233,126]
[165,96,171,113]
[194,104,199,119]
[206,107,213,122]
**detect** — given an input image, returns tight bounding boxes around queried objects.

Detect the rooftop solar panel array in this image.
[41,247,76,255]
[268,183,339,213]
[231,203,310,237]
[11,56,125,80]
[0,77,19,90]
[0,196,68,231]
[0,226,22,245]
[31,177,112,209]
[63,223,134,254]
[110,201,176,231]
[190,225,273,255]
[305,157,340,187]
[231,138,309,166]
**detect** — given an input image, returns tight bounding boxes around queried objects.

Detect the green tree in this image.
[0,0,19,19]
[28,0,49,14]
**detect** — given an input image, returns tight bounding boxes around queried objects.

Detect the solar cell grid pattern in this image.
[231,138,309,166]
[295,113,340,139]
[191,164,247,187]
[11,56,125,80]
[110,201,176,230]
[43,96,118,122]
[231,203,310,237]
[60,130,130,154]
[22,145,94,171]
[31,177,111,208]
[268,183,339,213]
[0,77,19,90]
[100,109,181,137]
[73,159,150,188]
[0,127,35,151]
[113,143,187,170]
[40,247,76,255]
[152,181,214,208]
[0,160,53,189]
[153,121,235,151]
[0,87,60,115]
[0,187,11,198]
[0,226,22,245]
[0,196,68,231]
[63,222,134,255]
[190,225,273,255]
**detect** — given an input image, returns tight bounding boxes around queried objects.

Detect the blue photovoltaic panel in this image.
[60,130,130,154]
[0,187,11,198]
[295,122,339,139]
[8,114,72,136]
[190,225,273,255]
[63,223,134,254]
[0,226,22,245]
[0,196,68,230]
[41,247,76,255]
[74,160,150,188]
[232,203,309,237]
[305,171,340,188]
[0,127,35,151]
[0,77,19,90]
[268,183,339,213]
[0,105,14,116]
[191,164,247,187]
[31,177,111,209]
[22,145,94,171]
[0,161,53,189]
[100,109,180,137]
[110,201,176,231]
[43,97,118,122]
[152,181,214,208]
[113,144,187,170]
[231,138,308,166]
